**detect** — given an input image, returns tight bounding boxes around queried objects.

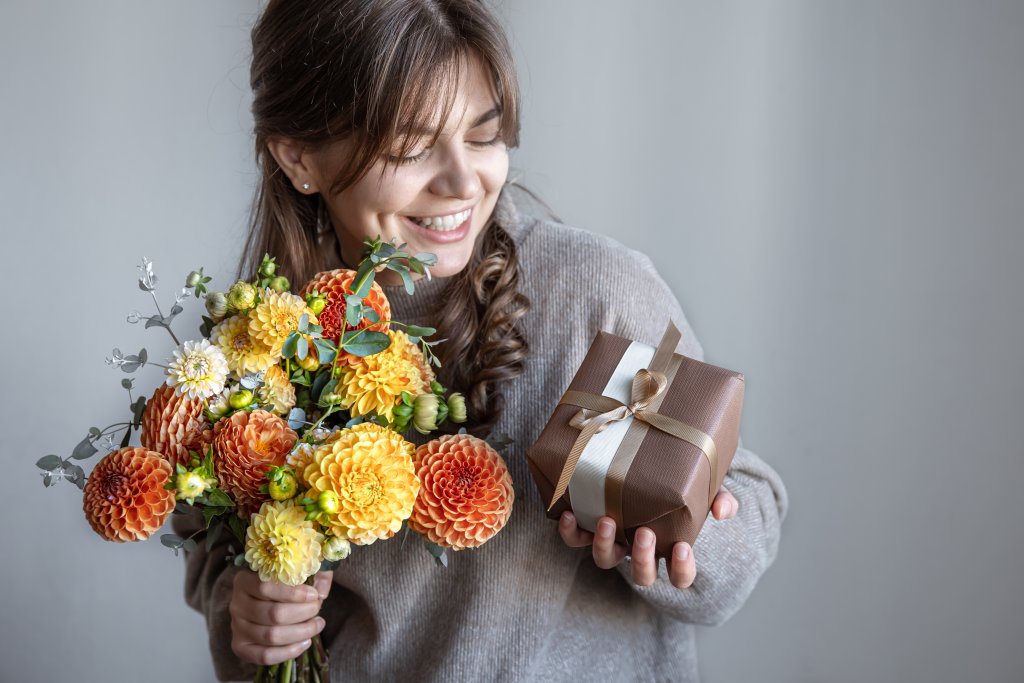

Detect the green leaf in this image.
[408,259,424,275]
[227,515,247,545]
[160,534,183,549]
[130,396,147,429]
[287,408,306,431]
[119,427,132,448]
[182,538,198,553]
[233,553,247,567]
[71,436,98,460]
[398,268,414,295]
[298,313,310,334]
[423,539,449,568]
[202,505,229,528]
[345,298,363,328]
[281,332,299,359]
[120,378,133,390]
[36,455,62,471]
[310,371,332,402]
[205,488,235,508]
[363,308,380,324]
[405,325,436,338]
[377,242,397,259]
[173,501,191,515]
[340,330,390,357]
[205,519,224,549]
[296,336,309,361]
[413,252,438,266]
[353,260,375,298]
[313,339,337,365]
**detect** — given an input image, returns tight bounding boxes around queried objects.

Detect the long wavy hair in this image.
[241,0,530,437]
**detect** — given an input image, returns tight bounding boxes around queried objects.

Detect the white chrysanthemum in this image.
[258,365,296,416]
[166,339,229,400]
[206,386,232,419]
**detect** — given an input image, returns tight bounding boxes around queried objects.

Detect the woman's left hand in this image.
[557,486,739,589]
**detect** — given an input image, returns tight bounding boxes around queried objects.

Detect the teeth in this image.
[412,208,471,231]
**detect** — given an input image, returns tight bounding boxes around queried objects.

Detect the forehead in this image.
[399,53,499,137]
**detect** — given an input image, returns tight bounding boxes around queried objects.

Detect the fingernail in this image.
[636,530,653,549]
[300,639,312,649]
[315,617,325,631]
[306,587,319,601]
[721,500,731,517]
[598,520,614,538]
[561,512,575,527]
[675,543,691,561]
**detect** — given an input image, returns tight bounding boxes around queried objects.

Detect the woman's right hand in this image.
[229,569,333,666]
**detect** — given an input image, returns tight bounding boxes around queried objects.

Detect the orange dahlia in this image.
[336,329,435,423]
[213,409,298,515]
[303,422,418,545]
[141,383,210,469]
[409,434,514,550]
[83,447,175,542]
[300,269,391,342]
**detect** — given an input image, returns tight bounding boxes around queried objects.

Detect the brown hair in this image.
[242,0,529,437]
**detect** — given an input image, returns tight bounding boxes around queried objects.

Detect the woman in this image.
[175,1,788,680]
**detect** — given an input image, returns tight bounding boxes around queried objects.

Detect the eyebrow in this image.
[401,106,501,137]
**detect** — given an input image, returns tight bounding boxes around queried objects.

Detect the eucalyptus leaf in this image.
[119,427,132,448]
[313,339,337,365]
[202,505,229,528]
[399,268,414,295]
[408,259,424,275]
[378,242,397,259]
[121,379,133,390]
[205,488,234,508]
[144,317,166,330]
[130,396,147,428]
[287,407,306,431]
[340,330,390,357]
[170,304,183,316]
[227,515,247,545]
[311,371,332,402]
[405,325,436,338]
[353,261,375,298]
[298,313,309,334]
[344,416,365,428]
[42,474,52,487]
[64,463,85,482]
[363,308,380,324]
[138,280,155,292]
[160,534,183,549]
[139,348,148,364]
[71,437,98,460]
[296,336,309,361]
[281,332,299,359]
[36,455,62,471]
[182,538,198,553]
[206,519,224,549]
[88,427,102,437]
[413,252,438,266]
[233,553,247,567]
[423,540,449,568]
[345,301,363,328]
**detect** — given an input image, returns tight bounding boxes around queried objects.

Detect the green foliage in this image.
[339,330,390,357]
[423,539,449,568]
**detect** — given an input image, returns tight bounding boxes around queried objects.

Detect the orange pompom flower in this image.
[140,383,210,469]
[300,269,391,343]
[409,434,514,550]
[83,447,175,542]
[213,409,298,515]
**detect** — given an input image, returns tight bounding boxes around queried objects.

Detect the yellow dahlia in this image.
[83,447,175,542]
[258,364,296,416]
[166,339,229,400]
[409,434,514,550]
[244,499,324,586]
[287,429,341,488]
[303,422,419,545]
[248,289,317,355]
[336,330,435,423]
[212,313,279,377]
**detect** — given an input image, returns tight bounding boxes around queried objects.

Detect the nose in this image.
[428,145,481,200]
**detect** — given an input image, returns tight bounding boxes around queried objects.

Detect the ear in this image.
[266,137,321,194]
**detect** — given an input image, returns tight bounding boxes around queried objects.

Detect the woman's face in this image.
[310,55,509,285]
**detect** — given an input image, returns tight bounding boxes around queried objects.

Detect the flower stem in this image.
[149,290,182,345]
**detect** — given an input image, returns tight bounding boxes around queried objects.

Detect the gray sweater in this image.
[175,190,789,682]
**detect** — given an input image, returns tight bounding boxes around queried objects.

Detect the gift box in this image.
[526,321,745,557]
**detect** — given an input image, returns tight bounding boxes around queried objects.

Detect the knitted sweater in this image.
[174,190,789,682]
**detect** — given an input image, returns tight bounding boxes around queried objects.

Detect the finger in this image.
[232,594,324,626]
[313,570,333,600]
[668,542,697,589]
[711,487,739,520]
[237,570,320,603]
[232,637,314,667]
[592,517,626,569]
[629,527,658,587]
[558,511,595,547]
[233,614,325,649]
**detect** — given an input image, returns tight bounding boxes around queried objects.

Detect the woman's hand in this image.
[229,569,333,666]
[558,487,739,589]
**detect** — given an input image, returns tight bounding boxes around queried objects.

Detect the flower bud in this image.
[322,535,351,562]
[258,259,277,278]
[412,393,440,435]
[227,281,257,311]
[268,470,298,501]
[268,276,290,293]
[430,380,445,395]
[228,389,254,410]
[185,271,202,288]
[175,471,209,502]
[295,348,319,372]
[205,292,229,319]
[321,391,341,405]
[447,392,467,423]
[307,296,326,316]
[317,490,340,515]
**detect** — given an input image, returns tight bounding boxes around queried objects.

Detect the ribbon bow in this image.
[546,323,719,513]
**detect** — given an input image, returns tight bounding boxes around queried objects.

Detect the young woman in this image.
[175,1,788,680]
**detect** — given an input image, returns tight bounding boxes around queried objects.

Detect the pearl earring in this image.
[302,183,311,191]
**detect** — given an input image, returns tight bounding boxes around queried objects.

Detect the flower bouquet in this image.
[36,239,515,683]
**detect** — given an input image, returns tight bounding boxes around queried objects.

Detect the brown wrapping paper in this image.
[526,322,745,557]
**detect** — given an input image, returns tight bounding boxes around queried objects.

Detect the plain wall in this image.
[2,1,1022,682]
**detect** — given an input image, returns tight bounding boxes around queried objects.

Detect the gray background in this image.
[1,1,1021,681]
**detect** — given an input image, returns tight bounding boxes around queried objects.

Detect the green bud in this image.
[185,271,202,288]
[447,392,467,424]
[322,535,351,562]
[229,389,254,410]
[259,259,277,278]
[205,292,229,319]
[227,281,257,311]
[412,393,440,435]
[268,471,298,501]
[268,276,290,293]
[317,490,340,515]
[308,296,326,316]
[430,380,445,395]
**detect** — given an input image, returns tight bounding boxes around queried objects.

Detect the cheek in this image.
[479,147,510,191]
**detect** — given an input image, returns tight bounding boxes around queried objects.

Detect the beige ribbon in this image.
[547,322,720,515]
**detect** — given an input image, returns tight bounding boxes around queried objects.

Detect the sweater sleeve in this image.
[604,249,789,626]
[171,509,257,682]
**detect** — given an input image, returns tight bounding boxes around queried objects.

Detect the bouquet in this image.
[36,238,515,683]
